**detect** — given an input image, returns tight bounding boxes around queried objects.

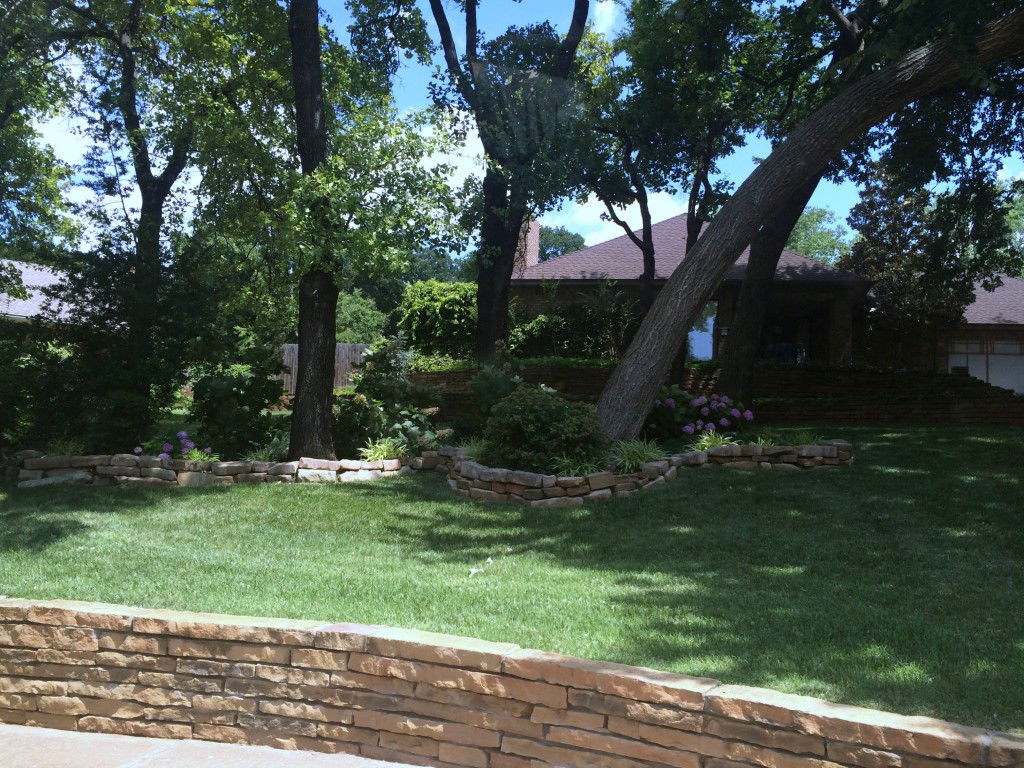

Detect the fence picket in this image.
[280,343,369,393]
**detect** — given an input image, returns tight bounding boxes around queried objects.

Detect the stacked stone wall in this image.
[0,599,1020,768]
[440,441,854,508]
[13,454,412,490]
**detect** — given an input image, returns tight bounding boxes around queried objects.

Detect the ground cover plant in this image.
[1,424,1022,731]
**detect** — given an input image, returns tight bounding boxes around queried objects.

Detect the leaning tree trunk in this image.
[288,0,338,460]
[596,9,1024,441]
[718,176,822,403]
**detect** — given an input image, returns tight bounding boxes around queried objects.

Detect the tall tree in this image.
[840,163,1021,367]
[287,0,337,459]
[427,0,590,361]
[596,8,1024,441]
[539,225,585,261]
[785,207,850,263]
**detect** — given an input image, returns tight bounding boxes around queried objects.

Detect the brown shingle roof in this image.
[964,274,1024,325]
[515,213,868,284]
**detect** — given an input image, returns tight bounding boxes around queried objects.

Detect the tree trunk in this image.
[289,269,339,460]
[718,176,821,403]
[596,9,1024,441]
[475,168,525,362]
[288,0,339,459]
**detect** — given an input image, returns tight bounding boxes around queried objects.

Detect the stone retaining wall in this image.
[437,441,854,508]
[0,599,1019,768]
[13,454,412,490]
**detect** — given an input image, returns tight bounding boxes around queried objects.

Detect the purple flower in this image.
[689,399,701,408]
[711,393,719,401]
[706,423,716,432]
[162,443,174,453]
[682,424,695,434]
[720,396,730,404]
[743,410,754,421]
[665,398,676,409]
[654,399,662,407]
[158,452,170,460]
[133,446,142,454]
[696,420,704,428]
[701,407,710,417]
[176,431,188,439]
[720,418,730,428]
[730,408,741,419]
[181,439,195,451]
[203,447,212,454]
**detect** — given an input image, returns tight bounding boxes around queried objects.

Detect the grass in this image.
[2,423,1023,731]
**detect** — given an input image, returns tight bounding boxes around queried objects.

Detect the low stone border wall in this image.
[13,453,412,490]
[439,441,854,508]
[0,599,1019,768]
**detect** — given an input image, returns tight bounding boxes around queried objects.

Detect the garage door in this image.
[948,339,1024,394]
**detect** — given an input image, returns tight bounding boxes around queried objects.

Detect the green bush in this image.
[396,280,476,358]
[481,386,608,473]
[189,330,285,458]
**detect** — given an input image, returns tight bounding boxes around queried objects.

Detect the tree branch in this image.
[427,0,475,107]
[553,0,588,80]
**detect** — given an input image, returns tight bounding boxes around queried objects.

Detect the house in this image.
[943,274,1024,393]
[0,259,65,324]
[511,214,871,368]
[511,215,1024,394]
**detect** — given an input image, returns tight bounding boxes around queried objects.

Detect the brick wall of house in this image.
[1,599,1020,768]
[410,367,1024,425]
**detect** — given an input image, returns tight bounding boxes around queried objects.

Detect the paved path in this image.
[0,724,418,768]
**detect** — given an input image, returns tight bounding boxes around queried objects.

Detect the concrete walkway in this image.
[0,724,418,768]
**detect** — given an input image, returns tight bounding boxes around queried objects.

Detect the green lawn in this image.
[2,424,1023,731]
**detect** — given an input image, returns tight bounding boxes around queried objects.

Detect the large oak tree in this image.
[596,8,1024,441]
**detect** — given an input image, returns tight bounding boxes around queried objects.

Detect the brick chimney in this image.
[513,218,541,276]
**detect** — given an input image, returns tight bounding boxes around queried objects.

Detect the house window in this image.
[948,338,1024,394]
[687,302,716,361]
[992,341,1022,355]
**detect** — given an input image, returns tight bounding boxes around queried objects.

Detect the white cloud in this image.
[542,191,686,246]
[591,0,620,38]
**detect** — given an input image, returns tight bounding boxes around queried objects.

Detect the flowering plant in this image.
[644,384,754,442]
[134,431,219,462]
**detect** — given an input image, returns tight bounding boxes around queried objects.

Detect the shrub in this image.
[609,438,665,473]
[481,386,608,473]
[396,280,476,357]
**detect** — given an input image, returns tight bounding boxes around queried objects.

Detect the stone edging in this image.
[0,598,1018,768]
[12,454,412,490]
[435,440,855,508]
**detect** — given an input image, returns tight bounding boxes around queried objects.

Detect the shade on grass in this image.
[1,424,1022,730]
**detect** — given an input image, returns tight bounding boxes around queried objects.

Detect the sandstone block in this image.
[298,457,342,471]
[0,624,98,651]
[542,485,566,498]
[79,715,191,739]
[212,461,252,475]
[298,469,338,483]
[585,488,613,501]
[24,712,79,731]
[678,451,708,466]
[382,459,402,471]
[723,461,760,469]
[507,470,545,488]
[366,626,518,672]
[28,602,133,632]
[555,476,586,488]
[267,461,298,475]
[142,467,177,482]
[503,648,716,710]
[522,489,544,500]
[586,472,617,491]
[641,460,670,478]
[762,445,794,456]
[18,469,43,481]
[18,471,92,489]
[566,485,590,497]
[546,725,701,768]
[110,454,140,467]
[439,743,489,768]
[136,457,162,468]
[23,456,73,470]
[237,473,268,483]
[175,471,217,486]
[291,649,348,671]
[479,467,509,483]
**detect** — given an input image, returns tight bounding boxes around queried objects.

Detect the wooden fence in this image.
[280,343,368,393]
